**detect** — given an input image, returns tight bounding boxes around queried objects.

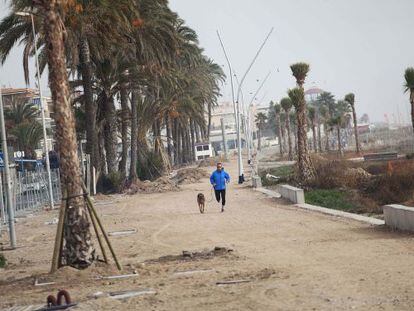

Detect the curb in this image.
[255,187,385,226]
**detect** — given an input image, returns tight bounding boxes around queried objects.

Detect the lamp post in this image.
[16,12,55,209]
[217,28,273,183]
[234,28,274,183]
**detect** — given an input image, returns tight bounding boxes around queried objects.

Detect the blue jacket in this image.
[210,169,230,190]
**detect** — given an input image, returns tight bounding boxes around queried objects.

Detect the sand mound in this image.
[173,168,209,184]
[126,177,179,194]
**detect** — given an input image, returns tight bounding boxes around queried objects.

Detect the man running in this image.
[210,162,230,212]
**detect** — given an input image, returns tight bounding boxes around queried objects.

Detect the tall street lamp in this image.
[16,11,55,209]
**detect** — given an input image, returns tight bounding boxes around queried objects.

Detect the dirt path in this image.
[1,158,414,310]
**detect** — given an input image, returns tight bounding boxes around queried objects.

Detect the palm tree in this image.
[404,68,414,133]
[344,93,360,154]
[274,103,283,156]
[328,116,344,157]
[290,62,309,87]
[289,62,315,183]
[37,0,94,268]
[319,105,329,152]
[10,122,43,159]
[317,92,336,117]
[255,112,267,151]
[308,106,317,153]
[281,97,293,160]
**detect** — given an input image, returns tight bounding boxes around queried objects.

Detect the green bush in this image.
[98,171,124,194]
[0,253,6,268]
[305,189,354,211]
[137,151,164,181]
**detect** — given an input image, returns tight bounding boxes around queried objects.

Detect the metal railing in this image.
[0,167,61,223]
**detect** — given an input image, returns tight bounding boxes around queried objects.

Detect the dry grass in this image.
[364,161,414,206]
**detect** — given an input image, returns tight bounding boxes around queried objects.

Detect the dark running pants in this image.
[215,189,226,206]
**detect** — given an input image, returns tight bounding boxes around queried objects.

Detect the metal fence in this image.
[0,167,61,224]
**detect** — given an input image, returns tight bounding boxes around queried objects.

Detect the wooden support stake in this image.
[86,200,108,263]
[50,189,67,273]
[82,183,122,271]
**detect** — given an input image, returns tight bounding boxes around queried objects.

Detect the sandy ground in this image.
[1,158,414,310]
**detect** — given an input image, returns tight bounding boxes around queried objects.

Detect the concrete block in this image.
[252,176,262,188]
[276,184,305,204]
[383,204,414,232]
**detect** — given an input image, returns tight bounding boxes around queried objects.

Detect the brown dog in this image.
[197,193,205,214]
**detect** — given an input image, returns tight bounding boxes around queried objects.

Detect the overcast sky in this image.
[1,0,414,123]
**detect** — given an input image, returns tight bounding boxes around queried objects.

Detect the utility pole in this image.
[221,118,228,160]
[0,87,16,248]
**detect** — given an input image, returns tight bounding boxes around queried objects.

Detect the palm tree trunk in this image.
[195,123,201,143]
[129,91,138,181]
[317,120,322,152]
[296,102,315,182]
[207,103,212,139]
[276,114,283,156]
[411,91,414,135]
[258,128,262,150]
[165,115,172,162]
[281,124,286,154]
[325,125,330,152]
[173,119,178,165]
[118,86,129,177]
[337,126,343,157]
[153,120,161,155]
[351,106,360,154]
[103,95,118,174]
[311,121,317,153]
[285,111,293,160]
[79,38,99,188]
[190,120,196,161]
[42,0,93,268]
[293,124,298,155]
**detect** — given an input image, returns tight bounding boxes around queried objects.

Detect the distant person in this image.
[210,162,230,212]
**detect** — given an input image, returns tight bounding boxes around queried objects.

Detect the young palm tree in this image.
[281,97,293,160]
[404,68,414,133]
[308,106,317,153]
[37,0,94,268]
[289,62,315,183]
[344,93,360,154]
[274,103,283,156]
[255,112,267,151]
[290,62,310,87]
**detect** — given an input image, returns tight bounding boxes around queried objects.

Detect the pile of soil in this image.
[197,156,228,168]
[173,168,209,184]
[126,177,179,194]
[145,247,235,264]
